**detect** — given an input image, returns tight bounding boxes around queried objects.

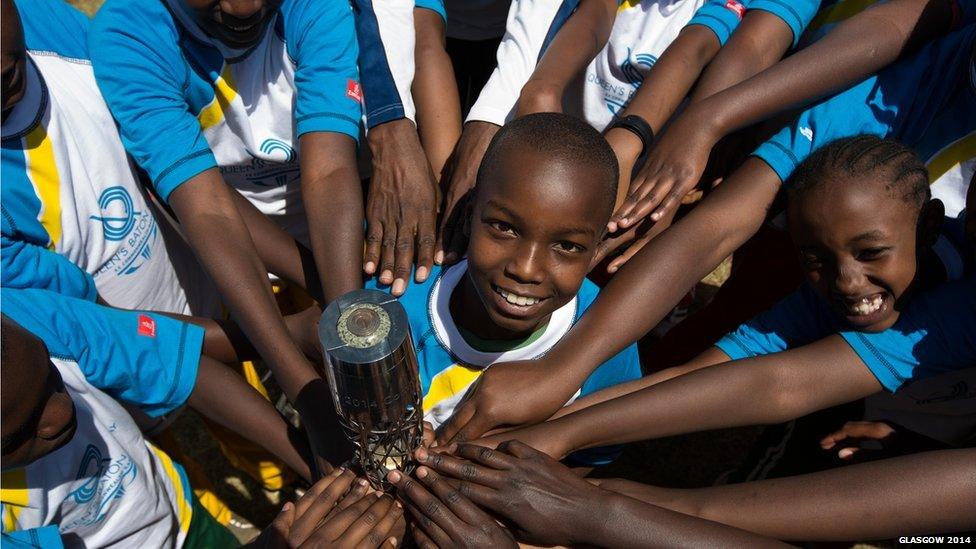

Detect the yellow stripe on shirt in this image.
[926,132,976,183]
[24,124,61,250]
[147,443,193,535]
[617,0,641,12]
[422,364,484,412]
[1,469,28,532]
[197,64,238,130]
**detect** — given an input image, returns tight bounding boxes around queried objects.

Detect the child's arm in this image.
[613,0,959,227]
[549,346,732,419]
[478,334,883,459]
[188,356,314,482]
[412,6,462,182]
[594,448,976,541]
[515,0,617,116]
[610,8,797,228]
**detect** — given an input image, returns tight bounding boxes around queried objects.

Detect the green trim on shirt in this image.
[456,323,549,353]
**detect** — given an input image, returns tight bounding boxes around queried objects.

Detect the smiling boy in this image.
[370,112,641,465]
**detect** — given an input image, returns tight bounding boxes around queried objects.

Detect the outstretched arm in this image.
[516,0,617,115]
[596,448,976,541]
[697,0,956,141]
[188,356,313,483]
[412,6,462,182]
[482,335,883,458]
[299,132,364,304]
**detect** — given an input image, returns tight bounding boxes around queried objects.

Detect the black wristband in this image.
[607,115,655,157]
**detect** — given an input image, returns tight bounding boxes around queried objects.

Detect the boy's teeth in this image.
[849,295,883,316]
[497,288,539,307]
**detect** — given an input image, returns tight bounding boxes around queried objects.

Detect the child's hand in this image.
[364,118,440,294]
[251,468,402,548]
[434,359,575,446]
[608,105,719,231]
[820,420,897,460]
[387,465,517,549]
[411,443,610,547]
[436,121,500,265]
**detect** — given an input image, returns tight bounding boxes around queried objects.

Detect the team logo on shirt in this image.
[346,79,363,103]
[725,0,746,19]
[90,187,157,277]
[65,444,139,528]
[137,315,157,338]
[590,48,658,115]
[90,187,138,242]
[259,138,296,162]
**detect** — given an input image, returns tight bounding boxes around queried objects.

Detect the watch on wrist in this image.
[607,115,655,157]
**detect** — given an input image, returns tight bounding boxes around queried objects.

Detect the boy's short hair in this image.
[787,135,930,210]
[476,112,620,216]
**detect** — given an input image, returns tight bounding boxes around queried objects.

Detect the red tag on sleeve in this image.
[138,315,157,338]
[725,0,746,18]
[346,79,363,103]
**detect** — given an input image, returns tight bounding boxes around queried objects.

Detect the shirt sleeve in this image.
[748,0,820,47]
[1,526,65,548]
[716,285,837,360]
[415,0,446,21]
[840,276,976,392]
[283,0,363,138]
[89,3,217,203]
[0,288,204,417]
[349,0,416,128]
[16,0,90,59]
[1,235,97,301]
[685,0,749,46]
[466,0,579,125]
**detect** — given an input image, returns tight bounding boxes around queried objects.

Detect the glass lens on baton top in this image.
[337,303,391,349]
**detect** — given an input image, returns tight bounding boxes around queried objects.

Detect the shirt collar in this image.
[426,260,578,366]
[1,56,47,141]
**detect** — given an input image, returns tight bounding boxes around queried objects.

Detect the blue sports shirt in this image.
[0,288,204,418]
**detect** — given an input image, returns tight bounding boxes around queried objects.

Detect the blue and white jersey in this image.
[354,0,448,129]
[90,0,362,243]
[368,261,642,465]
[0,288,203,547]
[754,22,976,216]
[1,0,214,314]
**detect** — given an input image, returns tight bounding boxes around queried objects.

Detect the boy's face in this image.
[1,321,77,470]
[464,147,608,337]
[183,0,281,49]
[789,174,929,332]
[1,0,26,123]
